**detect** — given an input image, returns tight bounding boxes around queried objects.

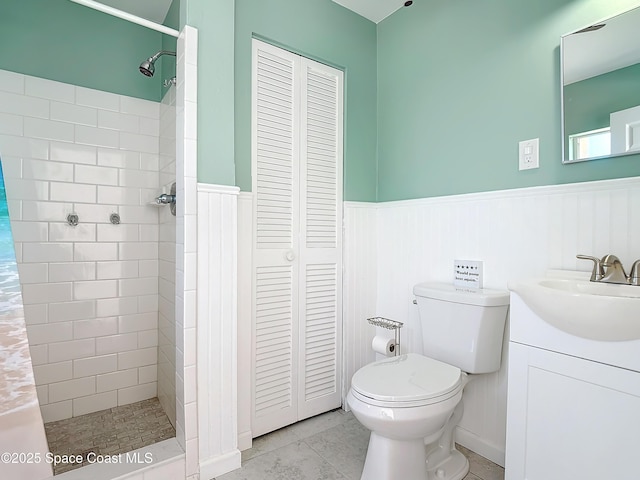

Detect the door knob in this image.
[285,250,295,262]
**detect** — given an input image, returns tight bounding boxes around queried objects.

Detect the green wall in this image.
[183,0,237,187]
[164,0,181,29]
[184,0,377,200]
[563,62,640,159]
[376,0,640,201]
[8,0,638,201]
[0,0,170,102]
[233,0,378,200]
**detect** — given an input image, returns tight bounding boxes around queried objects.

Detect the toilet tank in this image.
[413,282,509,374]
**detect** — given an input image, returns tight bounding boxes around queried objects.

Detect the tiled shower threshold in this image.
[54,438,184,480]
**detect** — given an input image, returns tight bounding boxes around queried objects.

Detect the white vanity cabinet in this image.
[505,293,640,480]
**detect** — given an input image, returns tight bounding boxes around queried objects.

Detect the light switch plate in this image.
[519,138,539,170]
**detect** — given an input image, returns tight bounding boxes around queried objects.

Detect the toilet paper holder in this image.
[367,317,403,356]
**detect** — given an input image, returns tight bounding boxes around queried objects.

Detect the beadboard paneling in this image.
[237,192,253,450]
[374,176,640,466]
[197,183,241,478]
[341,202,377,406]
[241,177,640,466]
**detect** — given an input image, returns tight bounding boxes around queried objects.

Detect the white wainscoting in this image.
[372,176,640,466]
[238,176,640,466]
[196,183,241,478]
[341,202,378,405]
[237,193,253,450]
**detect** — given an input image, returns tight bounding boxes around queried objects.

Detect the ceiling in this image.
[563,6,640,85]
[89,0,403,25]
[331,0,405,23]
[90,0,174,24]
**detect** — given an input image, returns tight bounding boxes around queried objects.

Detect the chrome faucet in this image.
[630,260,640,286]
[577,254,639,285]
[600,255,627,284]
[155,193,176,205]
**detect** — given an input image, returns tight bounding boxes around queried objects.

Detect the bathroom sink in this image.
[509,277,640,341]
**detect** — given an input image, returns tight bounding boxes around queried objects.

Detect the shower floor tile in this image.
[44,397,175,475]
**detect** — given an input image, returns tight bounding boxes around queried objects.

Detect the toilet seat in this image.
[351,353,462,408]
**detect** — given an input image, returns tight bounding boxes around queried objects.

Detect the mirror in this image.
[561,6,640,163]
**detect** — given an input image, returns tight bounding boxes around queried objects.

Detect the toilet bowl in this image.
[349,282,510,480]
[347,353,466,480]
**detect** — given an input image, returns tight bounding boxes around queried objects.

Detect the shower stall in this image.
[0,66,178,473]
[0,1,195,475]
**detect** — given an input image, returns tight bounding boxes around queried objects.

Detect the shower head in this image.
[139,59,155,77]
[138,50,176,77]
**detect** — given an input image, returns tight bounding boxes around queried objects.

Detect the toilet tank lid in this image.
[413,281,509,306]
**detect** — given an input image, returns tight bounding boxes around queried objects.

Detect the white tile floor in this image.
[215,409,504,480]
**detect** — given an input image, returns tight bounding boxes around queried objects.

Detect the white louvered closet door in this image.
[251,39,343,437]
[297,59,343,421]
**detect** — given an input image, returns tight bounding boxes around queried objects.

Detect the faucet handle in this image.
[630,260,640,286]
[577,254,604,282]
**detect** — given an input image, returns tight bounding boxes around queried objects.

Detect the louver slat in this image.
[256,49,295,250]
[305,68,338,249]
[255,265,293,416]
[304,264,337,401]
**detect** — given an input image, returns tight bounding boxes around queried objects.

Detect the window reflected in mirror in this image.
[569,128,611,161]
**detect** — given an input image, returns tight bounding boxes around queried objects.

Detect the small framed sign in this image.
[453,259,483,289]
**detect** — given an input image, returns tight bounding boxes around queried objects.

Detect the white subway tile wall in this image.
[158,84,177,429]
[0,69,164,422]
[177,27,199,478]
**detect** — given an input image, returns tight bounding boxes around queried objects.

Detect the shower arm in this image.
[139,50,177,79]
[149,50,176,63]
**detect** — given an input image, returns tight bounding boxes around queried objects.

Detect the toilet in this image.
[347,281,509,480]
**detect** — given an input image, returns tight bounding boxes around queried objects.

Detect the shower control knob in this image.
[66,213,79,226]
[285,250,295,262]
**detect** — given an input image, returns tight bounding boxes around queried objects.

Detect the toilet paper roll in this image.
[372,336,395,357]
